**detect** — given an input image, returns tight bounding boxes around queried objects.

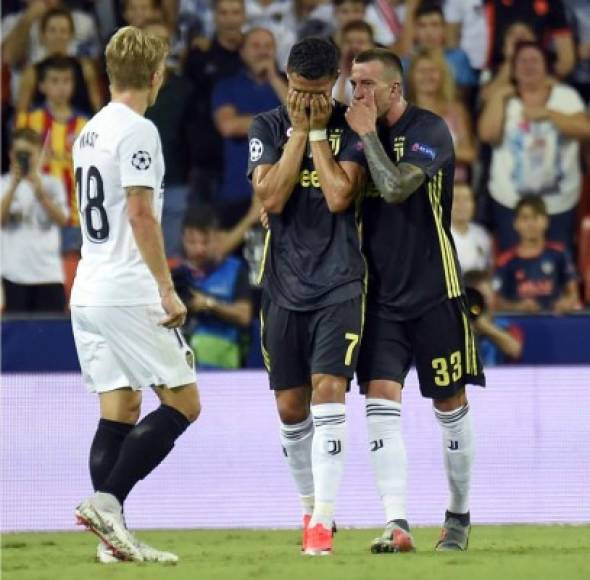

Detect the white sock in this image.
[434,404,475,515]
[279,415,315,516]
[309,403,346,529]
[366,398,407,523]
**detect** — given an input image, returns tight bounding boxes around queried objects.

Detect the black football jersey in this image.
[363,104,462,320]
[248,102,367,311]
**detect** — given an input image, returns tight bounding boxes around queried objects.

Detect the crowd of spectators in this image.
[2,0,590,368]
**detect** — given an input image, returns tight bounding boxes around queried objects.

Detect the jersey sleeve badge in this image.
[131,150,152,170]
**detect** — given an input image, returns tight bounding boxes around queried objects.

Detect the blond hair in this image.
[105,26,168,91]
[407,49,456,104]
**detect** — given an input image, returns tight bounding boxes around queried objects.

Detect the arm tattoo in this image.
[361,132,425,204]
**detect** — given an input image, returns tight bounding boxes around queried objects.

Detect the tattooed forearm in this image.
[361,132,425,203]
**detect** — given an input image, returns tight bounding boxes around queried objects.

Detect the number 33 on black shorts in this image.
[357,297,485,399]
[260,294,364,390]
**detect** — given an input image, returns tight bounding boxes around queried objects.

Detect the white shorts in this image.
[71,304,197,393]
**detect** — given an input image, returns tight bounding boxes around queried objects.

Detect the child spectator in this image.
[16,7,102,115]
[16,56,88,294]
[464,270,523,366]
[494,196,580,314]
[451,183,492,273]
[173,206,253,369]
[1,128,68,313]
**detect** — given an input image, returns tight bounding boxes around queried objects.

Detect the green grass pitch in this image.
[3,526,590,580]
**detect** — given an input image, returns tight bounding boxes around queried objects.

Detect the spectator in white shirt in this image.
[479,41,588,251]
[1,128,69,313]
[451,183,493,274]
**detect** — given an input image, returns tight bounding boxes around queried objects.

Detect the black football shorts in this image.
[260,294,363,390]
[357,297,485,399]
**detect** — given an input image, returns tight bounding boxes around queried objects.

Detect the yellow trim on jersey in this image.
[428,171,461,299]
[469,318,478,375]
[355,191,368,335]
[259,307,271,372]
[462,312,472,375]
[462,311,479,376]
[257,230,271,286]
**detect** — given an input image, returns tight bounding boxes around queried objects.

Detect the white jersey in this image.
[70,102,165,306]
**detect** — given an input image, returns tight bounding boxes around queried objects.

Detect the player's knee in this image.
[312,375,347,404]
[276,399,308,424]
[157,384,201,423]
[102,400,141,424]
[364,379,402,402]
[180,393,201,423]
[125,406,141,424]
[433,390,467,412]
[275,388,309,424]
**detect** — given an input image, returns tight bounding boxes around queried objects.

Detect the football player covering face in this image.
[249,37,367,556]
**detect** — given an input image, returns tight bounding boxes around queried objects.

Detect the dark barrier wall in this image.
[2,314,590,372]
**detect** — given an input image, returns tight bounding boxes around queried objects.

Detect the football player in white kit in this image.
[71,26,200,563]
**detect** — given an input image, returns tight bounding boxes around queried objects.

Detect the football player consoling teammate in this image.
[71,26,200,564]
[346,48,485,553]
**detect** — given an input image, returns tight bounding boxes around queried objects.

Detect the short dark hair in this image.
[515,195,548,217]
[342,20,374,41]
[287,37,339,79]
[12,128,42,148]
[38,56,75,82]
[183,205,220,232]
[40,7,75,34]
[416,1,445,20]
[354,48,403,79]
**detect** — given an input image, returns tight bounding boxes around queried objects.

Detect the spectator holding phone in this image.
[1,128,68,313]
